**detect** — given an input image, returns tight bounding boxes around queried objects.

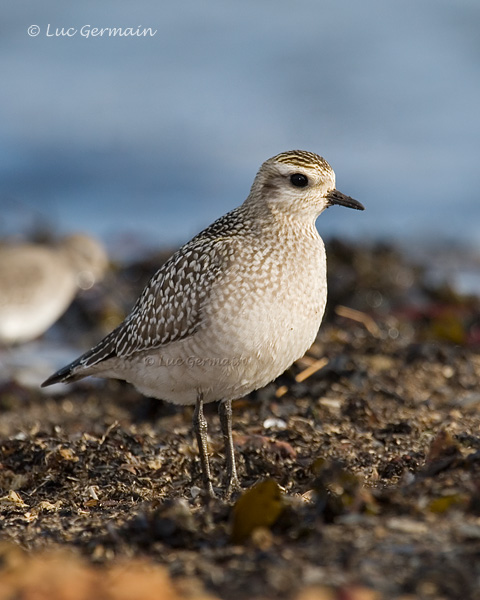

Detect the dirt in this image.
[1,241,480,600]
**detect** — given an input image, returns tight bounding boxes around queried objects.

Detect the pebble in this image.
[263,417,287,430]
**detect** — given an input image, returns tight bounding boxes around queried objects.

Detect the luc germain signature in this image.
[28,24,157,38]
[143,356,251,368]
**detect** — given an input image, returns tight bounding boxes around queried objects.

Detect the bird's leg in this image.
[218,398,241,498]
[193,392,215,498]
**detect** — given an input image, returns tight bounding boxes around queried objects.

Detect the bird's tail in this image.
[41,328,119,387]
[41,357,85,387]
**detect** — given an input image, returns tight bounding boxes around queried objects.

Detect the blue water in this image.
[1,0,480,252]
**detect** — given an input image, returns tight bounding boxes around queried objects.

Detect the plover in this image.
[0,234,108,344]
[42,150,364,497]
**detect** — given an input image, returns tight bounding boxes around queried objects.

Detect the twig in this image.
[99,420,119,446]
[335,305,381,338]
[295,357,329,383]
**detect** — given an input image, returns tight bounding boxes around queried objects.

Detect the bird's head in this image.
[247,150,364,219]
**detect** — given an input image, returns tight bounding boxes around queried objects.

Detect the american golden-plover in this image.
[42,150,364,497]
[0,234,108,344]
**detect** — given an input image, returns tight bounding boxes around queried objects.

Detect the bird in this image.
[0,234,108,344]
[42,150,364,498]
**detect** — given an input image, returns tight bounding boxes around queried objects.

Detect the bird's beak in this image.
[326,189,364,211]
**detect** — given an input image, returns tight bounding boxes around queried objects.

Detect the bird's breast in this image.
[201,233,327,375]
[121,230,328,405]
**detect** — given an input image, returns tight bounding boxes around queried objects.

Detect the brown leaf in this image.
[231,479,284,544]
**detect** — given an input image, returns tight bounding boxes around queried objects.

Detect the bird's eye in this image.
[290,173,309,188]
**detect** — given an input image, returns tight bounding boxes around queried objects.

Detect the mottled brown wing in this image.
[114,244,225,356]
[41,208,247,386]
[76,237,229,370]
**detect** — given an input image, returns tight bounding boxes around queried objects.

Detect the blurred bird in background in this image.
[0,234,108,345]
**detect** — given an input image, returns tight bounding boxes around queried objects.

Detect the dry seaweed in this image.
[1,241,480,599]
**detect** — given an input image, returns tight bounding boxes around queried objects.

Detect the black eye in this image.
[290,173,309,188]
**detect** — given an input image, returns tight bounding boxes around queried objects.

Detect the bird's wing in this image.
[41,207,249,386]
[73,235,232,370]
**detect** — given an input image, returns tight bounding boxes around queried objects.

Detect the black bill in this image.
[326,189,364,211]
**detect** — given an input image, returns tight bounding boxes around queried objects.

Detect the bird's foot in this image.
[223,475,242,501]
[204,479,216,500]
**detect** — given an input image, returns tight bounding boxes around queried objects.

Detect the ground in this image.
[1,241,480,600]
